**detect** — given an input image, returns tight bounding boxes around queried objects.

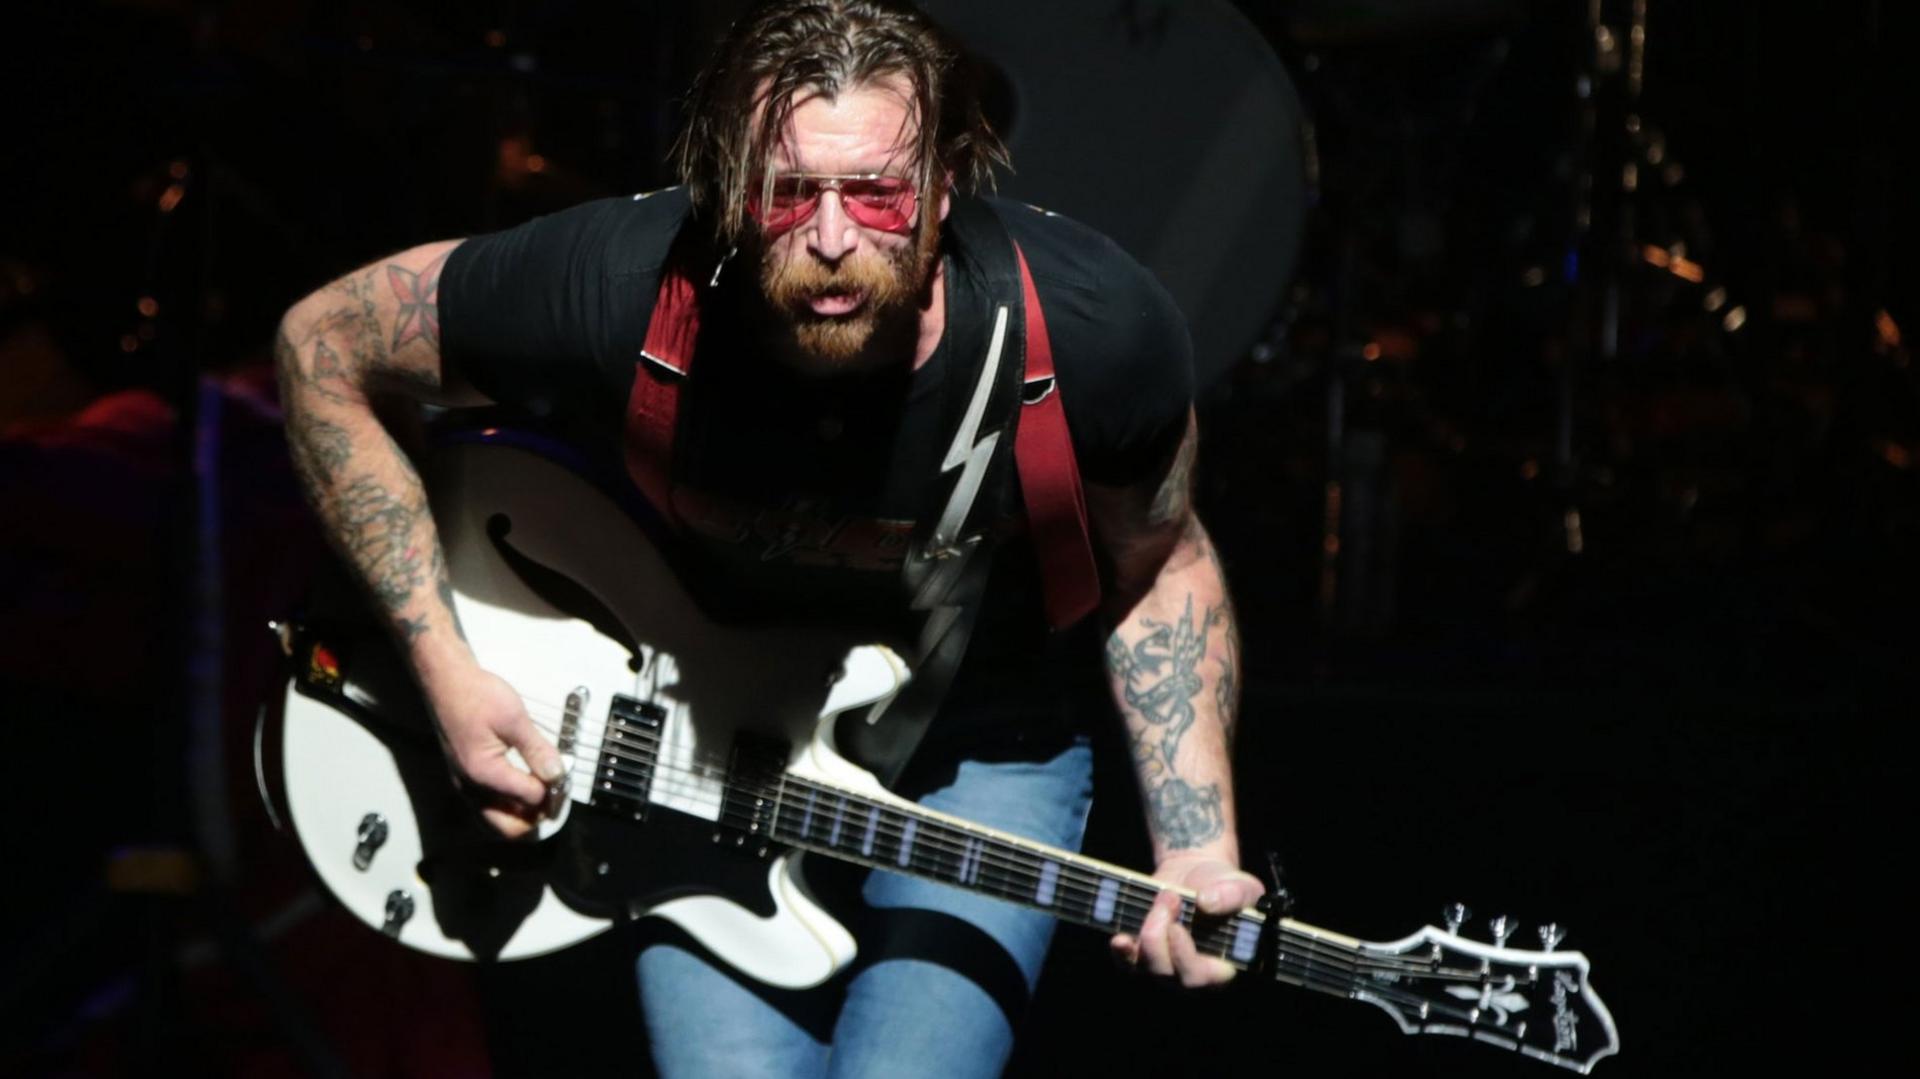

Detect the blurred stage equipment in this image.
[919,0,1309,388]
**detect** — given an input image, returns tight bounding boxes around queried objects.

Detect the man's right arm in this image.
[275,241,563,837]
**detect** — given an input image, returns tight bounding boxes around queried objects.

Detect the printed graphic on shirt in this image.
[672,486,915,572]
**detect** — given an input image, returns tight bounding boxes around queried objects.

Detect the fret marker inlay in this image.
[861,807,879,857]
[1036,861,1060,907]
[897,819,918,867]
[829,797,846,848]
[1232,918,1260,963]
[1094,878,1119,923]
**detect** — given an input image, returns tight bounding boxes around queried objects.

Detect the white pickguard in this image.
[278,440,911,986]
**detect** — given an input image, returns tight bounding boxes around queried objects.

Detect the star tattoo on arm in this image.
[386,251,448,353]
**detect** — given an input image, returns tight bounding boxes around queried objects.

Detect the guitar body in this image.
[271,437,1620,1071]
[276,438,911,987]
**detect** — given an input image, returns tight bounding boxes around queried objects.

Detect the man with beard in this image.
[274,1,1261,1074]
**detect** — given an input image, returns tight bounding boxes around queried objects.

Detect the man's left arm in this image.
[1090,409,1266,987]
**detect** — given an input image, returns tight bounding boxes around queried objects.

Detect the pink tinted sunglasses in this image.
[748,173,919,236]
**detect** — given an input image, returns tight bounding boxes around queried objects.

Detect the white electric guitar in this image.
[266,437,1619,1073]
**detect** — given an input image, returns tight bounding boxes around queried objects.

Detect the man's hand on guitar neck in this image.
[422,660,568,839]
[1110,852,1265,988]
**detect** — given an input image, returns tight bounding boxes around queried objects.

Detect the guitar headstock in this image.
[1346,913,1619,1073]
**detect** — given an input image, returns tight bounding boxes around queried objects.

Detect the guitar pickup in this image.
[593,695,667,819]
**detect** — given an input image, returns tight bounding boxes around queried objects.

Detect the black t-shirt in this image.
[439,187,1193,739]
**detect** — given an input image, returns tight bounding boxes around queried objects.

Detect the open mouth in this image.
[806,290,867,317]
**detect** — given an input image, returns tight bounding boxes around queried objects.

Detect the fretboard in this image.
[757,772,1369,999]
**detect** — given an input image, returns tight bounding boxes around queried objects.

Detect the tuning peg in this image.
[1489,915,1515,948]
[1538,922,1566,950]
[1443,903,1471,936]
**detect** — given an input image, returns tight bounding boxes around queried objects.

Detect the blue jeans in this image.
[637,736,1095,1078]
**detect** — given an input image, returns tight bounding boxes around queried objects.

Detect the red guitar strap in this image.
[1012,246,1101,630]
[624,260,698,526]
[622,238,1101,630]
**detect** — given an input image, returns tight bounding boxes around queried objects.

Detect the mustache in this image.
[763,246,920,316]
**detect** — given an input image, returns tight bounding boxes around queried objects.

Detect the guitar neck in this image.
[753,772,1368,998]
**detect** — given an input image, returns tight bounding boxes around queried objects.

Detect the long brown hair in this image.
[671,0,1008,248]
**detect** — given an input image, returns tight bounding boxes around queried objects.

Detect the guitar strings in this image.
[545,722,1450,984]
[531,712,1463,983]
[482,696,1491,984]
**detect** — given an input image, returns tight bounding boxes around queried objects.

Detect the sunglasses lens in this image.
[839,179,915,233]
[749,176,916,235]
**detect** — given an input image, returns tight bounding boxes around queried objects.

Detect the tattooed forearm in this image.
[1216,597,1242,752]
[286,415,353,490]
[275,241,471,662]
[332,475,431,611]
[1108,592,1234,850]
[1109,595,1226,772]
[1147,777,1225,850]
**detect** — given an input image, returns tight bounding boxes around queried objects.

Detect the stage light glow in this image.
[1723,306,1748,332]
[1876,310,1901,349]
[158,184,185,212]
[137,296,158,317]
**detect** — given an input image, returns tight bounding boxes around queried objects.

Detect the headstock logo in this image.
[1446,975,1529,1026]
[1552,970,1581,1052]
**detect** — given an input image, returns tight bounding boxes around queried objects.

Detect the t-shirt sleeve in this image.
[1003,204,1196,488]
[438,191,685,418]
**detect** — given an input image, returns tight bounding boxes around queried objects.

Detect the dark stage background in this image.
[2,1,1913,1076]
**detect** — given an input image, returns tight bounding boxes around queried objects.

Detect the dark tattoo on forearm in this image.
[286,415,353,490]
[1216,608,1241,752]
[1147,777,1226,851]
[277,252,461,649]
[332,475,431,612]
[1108,594,1232,848]
[1110,595,1223,769]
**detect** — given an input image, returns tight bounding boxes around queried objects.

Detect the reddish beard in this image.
[758,227,938,373]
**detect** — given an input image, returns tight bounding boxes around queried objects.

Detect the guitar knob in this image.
[1538,922,1566,950]
[1444,903,1471,936]
[1489,915,1515,947]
